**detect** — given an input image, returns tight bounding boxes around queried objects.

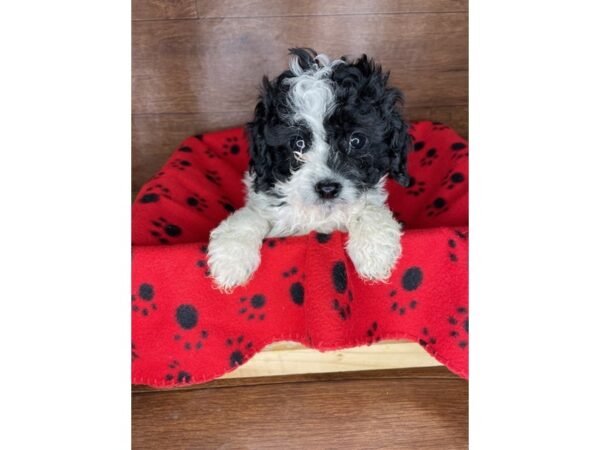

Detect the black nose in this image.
[315,180,342,199]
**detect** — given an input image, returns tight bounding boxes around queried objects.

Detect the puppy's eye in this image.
[349,132,368,150]
[289,136,306,152]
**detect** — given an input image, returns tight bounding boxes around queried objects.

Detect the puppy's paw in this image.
[207,236,261,292]
[347,221,402,282]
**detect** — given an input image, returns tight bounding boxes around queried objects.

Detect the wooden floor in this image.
[132,1,468,448]
[133,367,467,450]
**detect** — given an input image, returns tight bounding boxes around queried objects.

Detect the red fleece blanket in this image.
[132,121,469,387]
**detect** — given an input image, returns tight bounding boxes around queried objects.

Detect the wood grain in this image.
[132,105,466,194]
[132,13,468,114]
[133,0,198,20]
[133,365,461,392]
[195,0,468,17]
[132,366,468,450]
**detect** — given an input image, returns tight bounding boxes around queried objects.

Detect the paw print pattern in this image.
[390,267,423,316]
[222,136,241,156]
[132,283,158,316]
[425,197,449,217]
[132,342,139,362]
[448,238,459,262]
[418,327,438,348]
[420,148,439,167]
[150,170,166,181]
[204,169,222,186]
[238,294,267,321]
[195,245,210,277]
[218,196,236,213]
[450,141,468,161]
[441,170,466,190]
[315,232,332,244]
[406,176,426,197]
[186,193,208,213]
[331,261,353,320]
[226,335,253,368]
[449,306,469,349]
[174,303,209,351]
[139,183,172,203]
[263,237,287,249]
[412,141,425,152]
[165,360,192,384]
[178,146,193,153]
[366,321,381,344]
[171,158,192,171]
[150,217,182,244]
[283,266,305,306]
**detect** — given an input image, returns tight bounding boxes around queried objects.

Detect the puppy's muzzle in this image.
[315,180,342,200]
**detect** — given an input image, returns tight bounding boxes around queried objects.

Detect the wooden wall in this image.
[132,0,468,195]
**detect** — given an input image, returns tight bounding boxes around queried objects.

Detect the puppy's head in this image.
[247,48,411,210]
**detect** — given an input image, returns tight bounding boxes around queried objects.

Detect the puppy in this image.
[208,48,411,291]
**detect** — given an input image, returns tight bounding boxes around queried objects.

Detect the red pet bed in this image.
[132,121,468,387]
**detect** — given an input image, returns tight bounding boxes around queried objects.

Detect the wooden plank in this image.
[132,367,468,449]
[131,105,467,195]
[196,0,468,17]
[132,0,198,20]
[132,13,468,114]
[218,340,441,379]
[133,365,462,392]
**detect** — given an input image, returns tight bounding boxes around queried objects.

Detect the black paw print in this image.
[366,321,381,344]
[165,360,192,384]
[455,229,468,241]
[171,158,192,171]
[315,232,332,244]
[390,295,418,316]
[425,197,449,217]
[132,342,139,362]
[420,148,439,167]
[283,266,305,306]
[331,261,353,320]
[150,217,182,244]
[132,283,157,316]
[226,335,253,368]
[173,304,208,351]
[442,170,466,190]
[450,142,468,161]
[412,141,425,152]
[263,237,287,249]
[139,183,172,203]
[222,136,241,156]
[178,146,193,153]
[448,238,459,262]
[449,306,469,349]
[204,169,222,186]
[186,193,208,212]
[238,294,267,321]
[418,327,437,348]
[406,176,426,197]
[195,245,210,277]
[218,196,236,213]
[194,134,204,141]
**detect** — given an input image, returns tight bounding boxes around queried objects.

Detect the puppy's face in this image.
[248,48,411,211]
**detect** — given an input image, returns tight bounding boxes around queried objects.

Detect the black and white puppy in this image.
[208,48,411,291]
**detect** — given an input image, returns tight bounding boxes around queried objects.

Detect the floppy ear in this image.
[247,76,273,192]
[388,109,412,187]
[383,86,411,187]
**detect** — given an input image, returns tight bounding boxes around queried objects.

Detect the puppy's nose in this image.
[315,180,342,199]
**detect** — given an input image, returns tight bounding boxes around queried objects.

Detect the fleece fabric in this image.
[132,121,469,387]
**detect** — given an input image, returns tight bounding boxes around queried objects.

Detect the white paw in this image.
[207,235,261,292]
[347,222,402,282]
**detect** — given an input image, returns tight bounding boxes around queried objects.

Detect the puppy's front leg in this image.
[346,204,402,282]
[208,206,270,291]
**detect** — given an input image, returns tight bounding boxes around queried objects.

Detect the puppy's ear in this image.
[247,76,273,192]
[381,83,411,188]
